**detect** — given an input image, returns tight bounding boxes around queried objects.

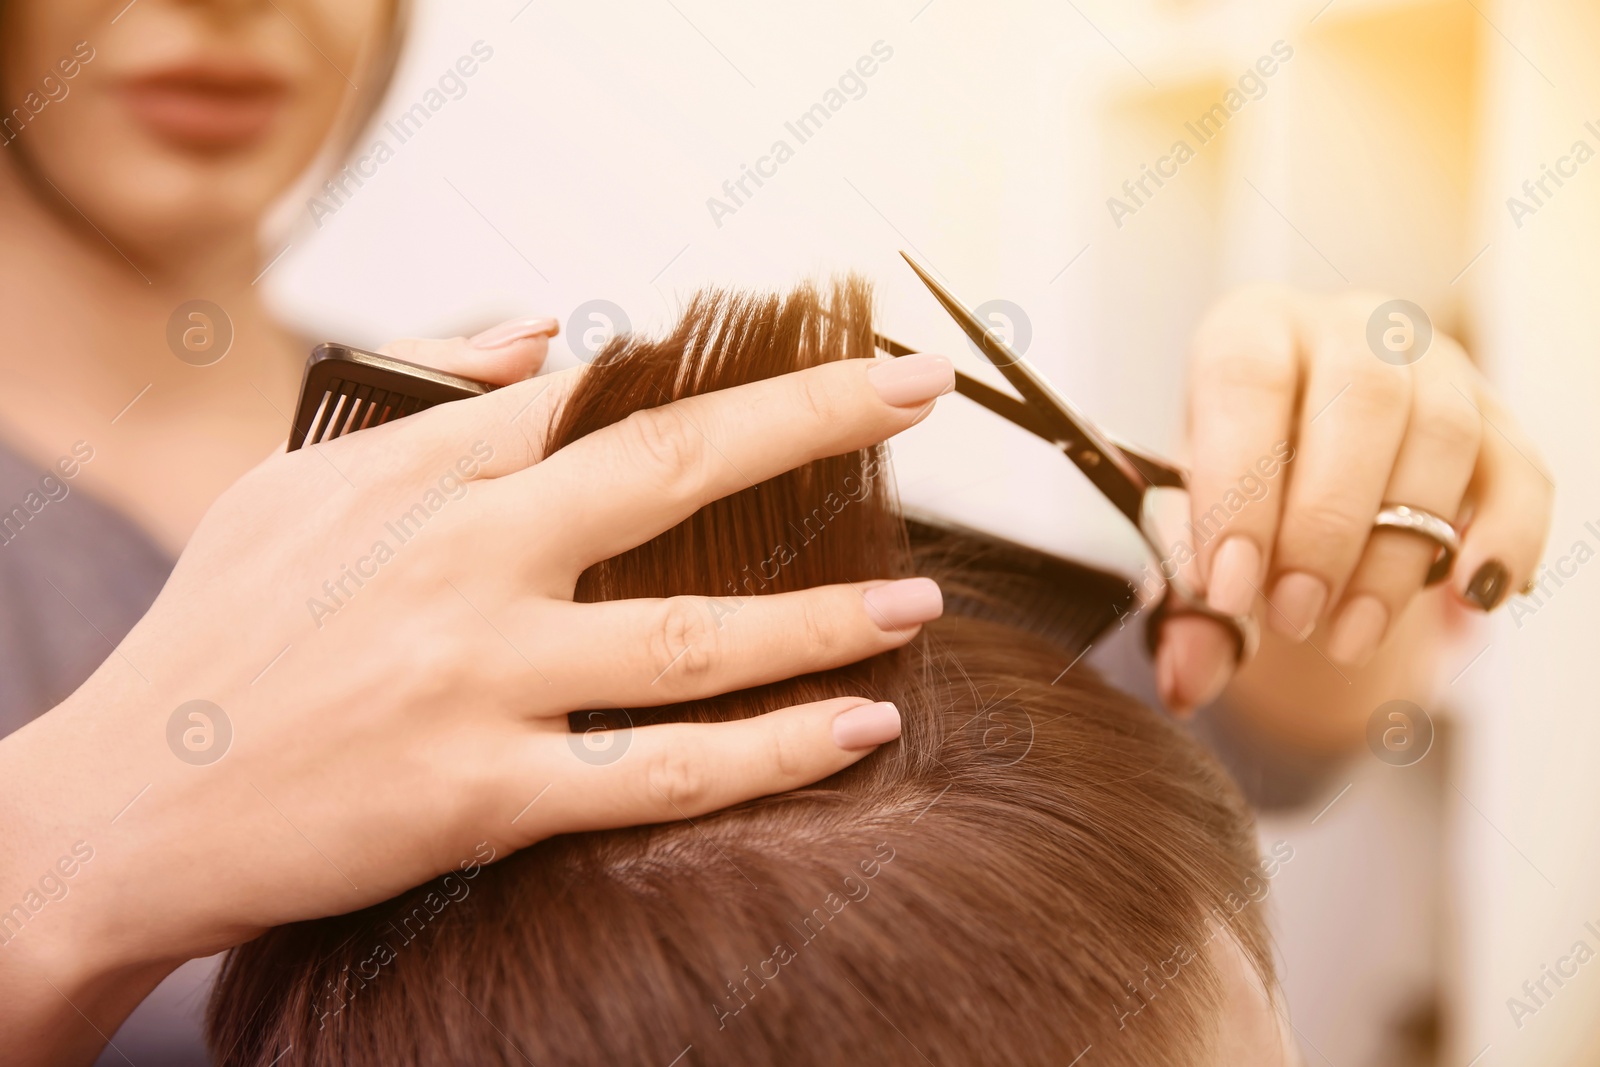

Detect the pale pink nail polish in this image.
[867,354,954,407]
[862,578,943,631]
[1207,536,1261,617]
[832,701,902,750]
[1154,641,1190,717]
[1186,649,1233,710]
[1165,615,1235,714]
[469,317,560,349]
[1327,596,1388,667]
[1268,572,1328,641]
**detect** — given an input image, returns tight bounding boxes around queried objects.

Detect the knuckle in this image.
[651,597,717,682]
[767,714,810,783]
[792,371,847,428]
[1335,359,1412,422]
[621,407,702,490]
[1190,287,1297,382]
[798,596,841,655]
[646,749,713,812]
[1283,498,1369,565]
[1190,337,1298,399]
[1413,391,1482,456]
[509,416,544,470]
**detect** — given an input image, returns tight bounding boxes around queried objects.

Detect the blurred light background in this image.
[259,1,1600,1063]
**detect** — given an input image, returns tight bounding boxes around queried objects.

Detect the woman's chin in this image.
[22,119,302,257]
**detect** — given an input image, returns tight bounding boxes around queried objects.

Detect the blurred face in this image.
[0,0,390,253]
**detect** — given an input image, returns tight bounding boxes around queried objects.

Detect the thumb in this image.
[379,316,560,386]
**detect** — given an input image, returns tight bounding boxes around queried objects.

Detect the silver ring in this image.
[1374,504,1461,586]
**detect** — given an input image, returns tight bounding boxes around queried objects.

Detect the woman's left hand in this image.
[1156,284,1554,715]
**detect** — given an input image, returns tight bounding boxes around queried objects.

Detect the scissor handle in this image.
[875,325,1250,663]
[1144,583,1261,665]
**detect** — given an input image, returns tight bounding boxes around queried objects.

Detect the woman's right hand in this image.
[0,344,953,1064]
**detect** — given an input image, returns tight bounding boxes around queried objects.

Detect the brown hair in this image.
[208,279,1275,1066]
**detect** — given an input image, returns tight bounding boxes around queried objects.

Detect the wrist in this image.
[0,674,193,1063]
[0,930,179,1067]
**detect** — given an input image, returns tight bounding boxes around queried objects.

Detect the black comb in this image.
[287,344,496,451]
[906,510,1135,659]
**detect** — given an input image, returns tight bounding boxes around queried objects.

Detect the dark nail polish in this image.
[1465,560,1509,611]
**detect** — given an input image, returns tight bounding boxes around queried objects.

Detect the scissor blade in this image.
[878,331,1062,440]
[897,251,1151,522]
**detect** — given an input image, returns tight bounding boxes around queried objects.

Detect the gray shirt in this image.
[0,441,208,1064]
[0,440,172,734]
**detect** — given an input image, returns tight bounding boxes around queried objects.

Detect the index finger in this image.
[506,354,952,572]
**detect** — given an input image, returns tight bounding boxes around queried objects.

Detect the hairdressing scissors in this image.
[877,252,1259,664]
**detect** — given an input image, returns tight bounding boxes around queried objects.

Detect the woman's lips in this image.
[117,68,289,151]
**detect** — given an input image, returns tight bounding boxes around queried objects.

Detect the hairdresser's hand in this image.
[1155,284,1552,715]
[0,343,951,1066]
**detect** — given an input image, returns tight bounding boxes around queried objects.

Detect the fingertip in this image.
[1206,535,1262,617]
[1266,571,1328,641]
[469,316,561,348]
[378,333,548,386]
[1154,640,1192,718]
[459,334,549,384]
[831,700,901,751]
[866,353,955,408]
[1161,615,1235,714]
[1459,557,1511,612]
[861,576,943,633]
[466,317,560,382]
[1326,595,1389,666]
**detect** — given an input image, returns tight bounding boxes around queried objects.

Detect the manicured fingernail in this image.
[1161,615,1234,716]
[1464,560,1510,611]
[1155,641,1191,718]
[1183,643,1233,711]
[1327,596,1388,667]
[1268,572,1328,641]
[833,701,901,750]
[1207,536,1261,616]
[469,317,560,349]
[867,354,954,407]
[862,577,943,631]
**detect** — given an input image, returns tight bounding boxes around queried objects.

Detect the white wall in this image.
[1457,2,1600,1063]
[266,0,1139,573]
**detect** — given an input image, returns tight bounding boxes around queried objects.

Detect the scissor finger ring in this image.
[1146,586,1260,665]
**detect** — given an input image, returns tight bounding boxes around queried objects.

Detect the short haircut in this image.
[207,279,1275,1065]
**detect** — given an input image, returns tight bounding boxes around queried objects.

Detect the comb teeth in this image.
[288,344,495,452]
[297,380,426,449]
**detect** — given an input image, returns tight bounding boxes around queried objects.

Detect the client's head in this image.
[208,280,1294,1065]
